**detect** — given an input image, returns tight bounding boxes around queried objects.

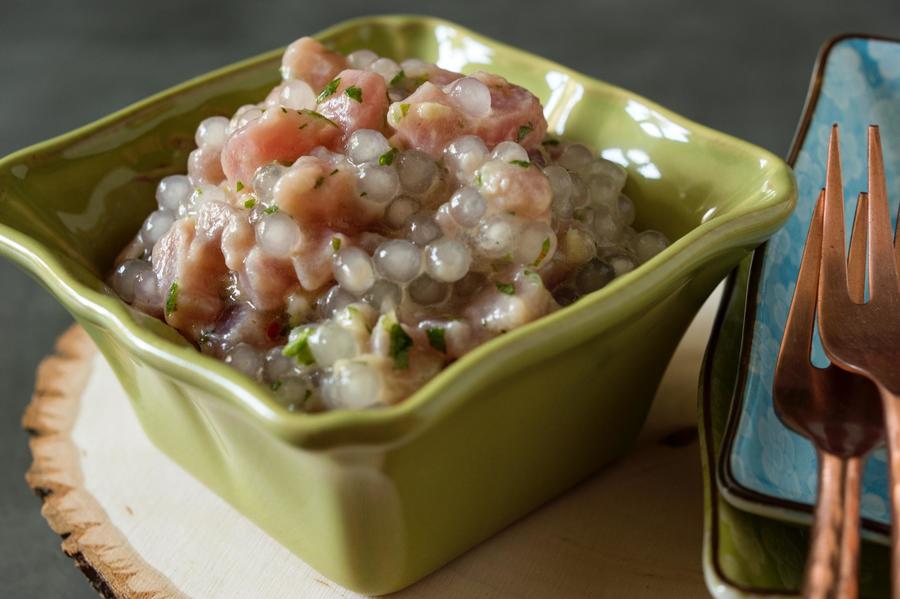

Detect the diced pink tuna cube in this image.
[317,69,390,141]
[281,37,347,91]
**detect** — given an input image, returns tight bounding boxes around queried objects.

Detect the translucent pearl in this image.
[557,144,594,171]
[594,214,621,246]
[279,80,316,110]
[425,238,471,282]
[333,247,376,295]
[347,49,379,69]
[195,116,230,149]
[570,172,591,209]
[400,58,430,78]
[225,343,263,380]
[346,129,391,165]
[273,377,311,411]
[588,174,619,211]
[256,212,300,256]
[543,165,572,204]
[319,285,355,317]
[631,230,670,263]
[553,285,580,307]
[446,77,492,118]
[443,135,489,183]
[491,141,529,163]
[513,223,556,267]
[369,57,401,84]
[448,186,486,227]
[373,239,422,283]
[264,347,301,381]
[408,274,449,305]
[252,163,287,204]
[112,259,153,303]
[475,215,518,259]
[363,279,402,312]
[155,175,192,211]
[397,150,437,195]
[406,213,441,246]
[325,362,382,409]
[309,323,358,366]
[617,193,636,226]
[453,271,487,298]
[606,253,637,276]
[384,196,420,229]
[285,292,313,325]
[356,164,400,204]
[140,210,175,247]
[132,270,161,308]
[581,158,628,190]
[230,105,263,132]
[575,258,615,294]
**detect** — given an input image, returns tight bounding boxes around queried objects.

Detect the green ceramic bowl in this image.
[0,15,795,594]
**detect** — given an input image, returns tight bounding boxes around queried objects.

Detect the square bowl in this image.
[0,15,795,594]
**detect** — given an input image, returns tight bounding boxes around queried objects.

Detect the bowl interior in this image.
[0,15,794,444]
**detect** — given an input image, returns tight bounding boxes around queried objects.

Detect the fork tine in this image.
[866,126,899,301]
[776,190,824,375]
[820,125,851,309]
[848,192,868,305]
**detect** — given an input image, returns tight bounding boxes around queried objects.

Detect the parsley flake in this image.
[331,237,342,252]
[542,138,560,146]
[426,327,447,353]
[533,237,551,266]
[282,327,315,365]
[243,197,257,209]
[379,147,398,166]
[329,168,339,176]
[345,86,363,102]
[496,282,515,295]
[298,123,308,130]
[271,380,283,391]
[517,122,533,142]
[298,109,338,128]
[314,176,325,189]
[316,77,341,103]
[165,282,179,316]
[509,159,530,168]
[236,180,245,192]
[263,204,279,215]
[399,102,410,118]
[389,70,406,86]
[389,323,413,369]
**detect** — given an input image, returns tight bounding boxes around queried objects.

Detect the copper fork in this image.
[818,125,900,598]
[774,186,883,599]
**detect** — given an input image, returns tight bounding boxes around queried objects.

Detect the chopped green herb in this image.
[299,109,338,128]
[474,172,483,187]
[509,159,531,168]
[282,327,315,365]
[345,86,363,102]
[496,282,515,295]
[533,237,551,266]
[235,180,245,192]
[314,176,325,189]
[243,197,257,209]
[360,191,368,197]
[542,138,560,146]
[331,237,342,252]
[165,282,179,316]
[280,107,287,114]
[456,120,465,129]
[271,380,283,391]
[379,147,398,166]
[194,187,203,195]
[399,102,410,117]
[298,123,308,130]
[426,327,447,353]
[517,122,533,142]
[389,323,413,369]
[316,77,341,103]
[389,70,406,86]
[263,204,279,215]
[303,389,312,402]
[329,168,339,176]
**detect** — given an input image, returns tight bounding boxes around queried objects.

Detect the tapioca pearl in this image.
[355,232,386,255]
[347,49,379,69]
[490,141,529,163]
[194,116,230,149]
[552,194,574,220]
[373,239,422,283]
[273,376,311,411]
[561,226,596,265]
[285,292,313,325]
[333,247,376,295]
[406,213,441,246]
[400,58,430,78]
[557,144,594,171]
[446,77,491,118]
[475,215,518,259]
[575,258,615,294]
[278,79,316,110]
[230,105,263,133]
[324,361,383,409]
[265,346,301,381]
[617,193,636,226]
[255,212,300,256]
[569,172,591,209]
[448,186,486,227]
[309,323,358,366]
[140,210,175,247]
[346,129,392,165]
[606,253,637,276]
[225,343,264,380]
[384,196,420,229]
[453,271,488,298]
[155,175,192,211]
[581,157,627,190]
[408,274,450,305]
[513,223,556,267]
[112,259,153,303]
[318,285,355,318]
[369,57,401,84]
[543,165,573,204]
[356,164,400,204]
[588,174,619,212]
[631,230,670,263]
[252,163,287,204]
[593,215,621,247]
[397,150,438,195]
[363,279,402,313]
[425,238,472,282]
[444,135,489,183]
[132,269,161,308]
[553,285,580,307]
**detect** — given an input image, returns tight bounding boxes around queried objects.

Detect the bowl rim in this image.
[0,14,796,449]
[714,32,900,548]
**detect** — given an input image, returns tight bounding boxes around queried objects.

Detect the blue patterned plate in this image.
[718,34,900,543]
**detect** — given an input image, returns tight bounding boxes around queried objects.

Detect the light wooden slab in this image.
[23,286,722,599]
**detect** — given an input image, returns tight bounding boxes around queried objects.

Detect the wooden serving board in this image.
[23,288,722,599]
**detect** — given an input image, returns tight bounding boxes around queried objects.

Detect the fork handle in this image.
[879,387,900,599]
[836,456,863,599]
[804,451,850,599]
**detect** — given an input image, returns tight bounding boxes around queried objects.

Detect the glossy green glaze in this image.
[700,258,890,598]
[0,16,795,594]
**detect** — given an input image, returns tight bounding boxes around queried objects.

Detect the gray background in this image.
[2,0,899,596]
